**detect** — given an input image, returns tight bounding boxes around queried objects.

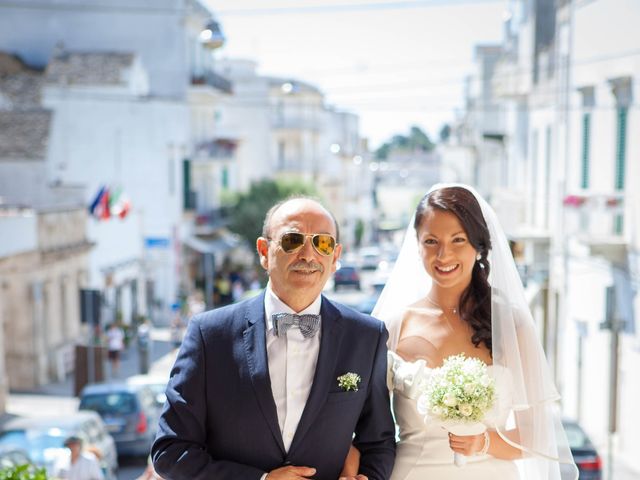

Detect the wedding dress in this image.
[387,352,520,480]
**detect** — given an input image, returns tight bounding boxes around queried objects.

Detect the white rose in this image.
[432,405,443,416]
[443,393,458,407]
[458,404,473,417]
[464,383,475,394]
[480,375,492,387]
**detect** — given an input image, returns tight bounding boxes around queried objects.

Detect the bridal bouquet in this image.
[418,354,495,466]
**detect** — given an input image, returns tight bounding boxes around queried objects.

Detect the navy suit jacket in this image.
[152,292,395,480]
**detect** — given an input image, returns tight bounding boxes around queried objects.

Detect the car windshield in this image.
[563,423,590,449]
[0,429,69,464]
[80,392,137,415]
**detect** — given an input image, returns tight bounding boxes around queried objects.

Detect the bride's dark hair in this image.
[413,186,493,354]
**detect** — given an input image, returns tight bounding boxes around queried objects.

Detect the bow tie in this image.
[272,313,321,338]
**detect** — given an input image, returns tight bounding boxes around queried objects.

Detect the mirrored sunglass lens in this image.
[280,233,305,252]
[313,235,335,255]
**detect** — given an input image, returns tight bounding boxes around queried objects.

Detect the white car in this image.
[0,411,118,479]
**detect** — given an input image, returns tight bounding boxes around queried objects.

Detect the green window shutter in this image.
[183,159,193,210]
[581,113,590,189]
[615,107,627,190]
[222,167,229,189]
[613,107,627,234]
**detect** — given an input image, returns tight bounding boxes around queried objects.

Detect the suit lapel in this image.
[242,293,286,454]
[288,296,344,455]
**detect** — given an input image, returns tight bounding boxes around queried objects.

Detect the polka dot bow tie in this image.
[272,313,321,338]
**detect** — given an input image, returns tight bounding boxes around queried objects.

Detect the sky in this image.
[207,0,509,148]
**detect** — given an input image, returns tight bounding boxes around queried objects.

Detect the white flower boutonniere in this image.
[337,372,361,392]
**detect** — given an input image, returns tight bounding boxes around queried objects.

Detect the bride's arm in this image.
[449,429,522,460]
[339,445,361,477]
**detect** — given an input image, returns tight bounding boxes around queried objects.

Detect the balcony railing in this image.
[191,70,233,94]
[563,192,626,241]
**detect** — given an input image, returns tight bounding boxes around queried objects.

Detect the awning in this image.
[183,233,240,255]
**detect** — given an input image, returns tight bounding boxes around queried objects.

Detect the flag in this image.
[88,185,110,220]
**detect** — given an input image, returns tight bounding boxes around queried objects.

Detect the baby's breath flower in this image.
[337,372,361,392]
[418,354,495,423]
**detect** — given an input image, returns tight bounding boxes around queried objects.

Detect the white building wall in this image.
[558,0,640,474]
[42,87,189,316]
[0,0,194,98]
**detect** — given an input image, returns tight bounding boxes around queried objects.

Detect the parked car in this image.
[127,374,168,409]
[0,411,118,479]
[334,263,361,290]
[79,382,161,457]
[359,247,381,271]
[0,446,32,469]
[562,419,602,480]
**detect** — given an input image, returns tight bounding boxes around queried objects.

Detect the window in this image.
[580,113,591,189]
[614,107,627,234]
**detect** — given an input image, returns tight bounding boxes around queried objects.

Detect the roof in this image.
[45,52,135,86]
[0,411,102,431]
[0,110,51,159]
[79,382,139,395]
[0,52,44,109]
[267,76,323,96]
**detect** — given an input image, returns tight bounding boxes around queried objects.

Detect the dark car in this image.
[79,382,160,457]
[563,419,602,480]
[334,264,361,290]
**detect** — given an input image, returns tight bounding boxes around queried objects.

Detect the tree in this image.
[374,125,435,159]
[226,178,318,249]
[0,465,48,480]
[439,124,451,143]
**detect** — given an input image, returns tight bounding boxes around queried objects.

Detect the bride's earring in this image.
[476,253,482,261]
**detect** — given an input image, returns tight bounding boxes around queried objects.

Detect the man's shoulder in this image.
[323,296,384,332]
[190,293,263,330]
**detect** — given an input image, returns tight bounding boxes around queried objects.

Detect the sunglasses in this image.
[270,232,337,256]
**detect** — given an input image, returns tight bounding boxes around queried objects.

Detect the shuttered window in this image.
[614,107,627,234]
[581,113,591,189]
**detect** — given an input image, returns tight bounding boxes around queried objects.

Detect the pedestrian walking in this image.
[106,323,125,377]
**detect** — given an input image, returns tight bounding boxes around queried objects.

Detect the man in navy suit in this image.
[152,197,395,480]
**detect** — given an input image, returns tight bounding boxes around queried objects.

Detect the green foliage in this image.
[354,218,365,247]
[0,465,48,480]
[439,124,452,142]
[225,178,318,250]
[374,125,435,159]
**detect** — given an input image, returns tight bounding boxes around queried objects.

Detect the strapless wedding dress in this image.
[387,352,521,480]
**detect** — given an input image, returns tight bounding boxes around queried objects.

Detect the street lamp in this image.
[199,20,225,50]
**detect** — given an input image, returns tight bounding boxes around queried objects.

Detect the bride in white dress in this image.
[341,184,577,480]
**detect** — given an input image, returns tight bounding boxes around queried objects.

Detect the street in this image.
[3,329,175,480]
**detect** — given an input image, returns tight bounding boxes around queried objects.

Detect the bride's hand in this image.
[448,432,486,456]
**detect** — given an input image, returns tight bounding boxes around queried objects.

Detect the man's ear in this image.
[256,237,269,270]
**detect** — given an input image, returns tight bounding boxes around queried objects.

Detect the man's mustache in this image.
[289,260,324,273]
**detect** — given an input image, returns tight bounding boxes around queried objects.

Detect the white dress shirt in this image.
[264,282,322,452]
[53,451,104,480]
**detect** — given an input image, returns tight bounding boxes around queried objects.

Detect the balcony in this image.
[193,138,238,162]
[191,70,232,94]
[271,113,323,132]
[563,192,627,261]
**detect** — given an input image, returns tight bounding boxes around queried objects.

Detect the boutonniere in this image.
[337,372,361,392]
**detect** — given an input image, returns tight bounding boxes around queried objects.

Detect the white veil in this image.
[372,183,578,480]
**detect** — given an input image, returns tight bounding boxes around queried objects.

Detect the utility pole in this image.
[601,286,623,480]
